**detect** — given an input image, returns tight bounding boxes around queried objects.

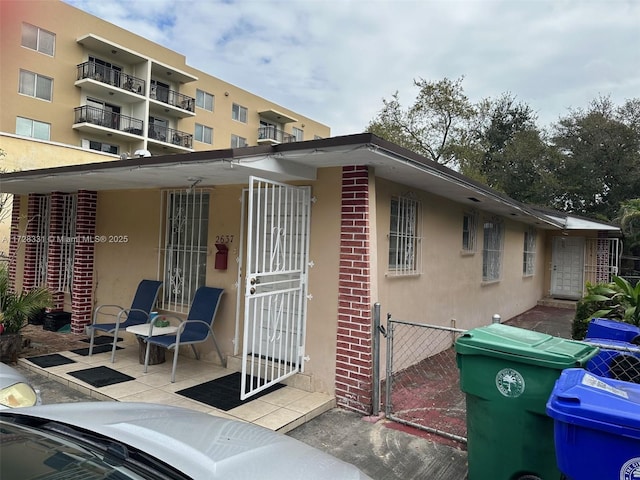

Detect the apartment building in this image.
[0,0,330,163]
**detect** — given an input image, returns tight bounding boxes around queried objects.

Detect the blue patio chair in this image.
[143,286,225,383]
[87,279,162,363]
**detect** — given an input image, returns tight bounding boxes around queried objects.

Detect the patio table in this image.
[126,324,178,365]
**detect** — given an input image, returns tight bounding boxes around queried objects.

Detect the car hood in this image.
[0,402,371,479]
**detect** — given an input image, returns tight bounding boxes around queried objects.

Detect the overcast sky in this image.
[64,0,639,136]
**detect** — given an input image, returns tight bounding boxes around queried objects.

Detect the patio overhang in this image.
[0,133,580,230]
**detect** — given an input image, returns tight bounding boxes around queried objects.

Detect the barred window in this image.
[160,190,209,312]
[482,217,504,282]
[523,227,537,276]
[462,211,478,252]
[388,194,422,276]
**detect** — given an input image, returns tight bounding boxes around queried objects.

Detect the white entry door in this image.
[241,176,311,400]
[551,236,585,299]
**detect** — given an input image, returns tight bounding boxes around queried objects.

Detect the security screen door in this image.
[241,177,311,400]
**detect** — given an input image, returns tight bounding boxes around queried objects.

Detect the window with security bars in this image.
[34,196,50,287]
[523,227,537,276]
[58,194,77,293]
[388,195,422,276]
[462,211,478,253]
[482,217,504,282]
[160,189,209,312]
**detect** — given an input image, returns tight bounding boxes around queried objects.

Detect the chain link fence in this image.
[383,317,467,443]
[381,315,640,447]
[583,339,640,383]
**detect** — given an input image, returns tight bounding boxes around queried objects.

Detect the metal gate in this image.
[241,176,311,400]
[384,317,468,443]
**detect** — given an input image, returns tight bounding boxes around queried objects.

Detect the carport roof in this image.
[0,133,619,232]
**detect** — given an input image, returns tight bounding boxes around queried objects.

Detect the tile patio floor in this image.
[17,338,335,434]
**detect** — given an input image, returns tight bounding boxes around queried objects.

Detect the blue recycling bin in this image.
[583,338,640,383]
[546,368,640,480]
[586,317,640,343]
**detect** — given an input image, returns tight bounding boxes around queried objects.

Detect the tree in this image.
[458,93,555,206]
[366,77,476,167]
[618,198,640,272]
[550,96,640,220]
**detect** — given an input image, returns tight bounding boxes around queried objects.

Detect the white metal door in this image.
[241,176,311,400]
[551,236,585,299]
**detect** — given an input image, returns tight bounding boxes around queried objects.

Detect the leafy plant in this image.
[572,281,619,339]
[0,264,52,334]
[583,275,640,327]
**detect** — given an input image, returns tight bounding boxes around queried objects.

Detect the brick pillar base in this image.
[335,166,373,414]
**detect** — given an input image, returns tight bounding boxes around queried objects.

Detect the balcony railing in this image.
[74,106,144,135]
[150,85,195,113]
[76,61,145,94]
[148,124,193,148]
[258,125,295,143]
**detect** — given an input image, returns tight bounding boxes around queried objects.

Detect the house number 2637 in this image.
[215,235,234,244]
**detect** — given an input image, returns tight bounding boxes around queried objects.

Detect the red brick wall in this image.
[8,195,21,289]
[335,165,373,414]
[46,192,66,311]
[71,190,96,333]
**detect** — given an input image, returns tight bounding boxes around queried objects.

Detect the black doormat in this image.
[81,336,123,345]
[70,344,123,356]
[68,366,134,388]
[176,372,285,411]
[26,354,76,368]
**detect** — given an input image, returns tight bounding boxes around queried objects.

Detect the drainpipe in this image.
[372,302,381,416]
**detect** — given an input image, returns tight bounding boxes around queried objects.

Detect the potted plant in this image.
[0,264,52,362]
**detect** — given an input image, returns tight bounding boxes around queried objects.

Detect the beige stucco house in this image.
[1,133,621,413]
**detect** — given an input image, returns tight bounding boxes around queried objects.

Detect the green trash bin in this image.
[455,323,598,480]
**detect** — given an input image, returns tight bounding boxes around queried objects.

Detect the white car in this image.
[0,362,41,409]
[0,402,372,479]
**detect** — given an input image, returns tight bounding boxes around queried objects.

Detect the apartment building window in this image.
[16,117,50,141]
[196,89,214,111]
[388,194,422,276]
[523,227,537,276]
[292,127,304,142]
[160,189,209,313]
[462,211,478,253]
[19,70,53,101]
[195,124,213,144]
[88,140,118,154]
[21,23,55,56]
[231,134,247,148]
[482,217,504,282]
[232,103,248,123]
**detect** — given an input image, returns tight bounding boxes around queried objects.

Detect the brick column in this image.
[22,194,43,291]
[335,165,373,414]
[46,192,66,311]
[8,195,21,288]
[71,190,97,333]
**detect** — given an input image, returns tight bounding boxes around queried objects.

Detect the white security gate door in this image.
[241,176,311,400]
[551,236,585,299]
